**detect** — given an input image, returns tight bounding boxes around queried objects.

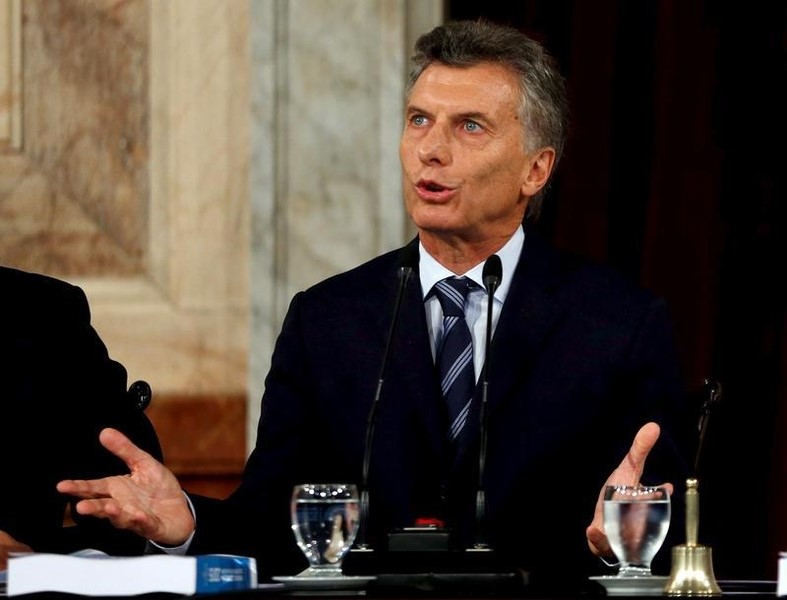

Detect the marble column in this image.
[248,0,441,448]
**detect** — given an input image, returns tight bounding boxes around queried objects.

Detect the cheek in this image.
[489,157,528,197]
[462,167,527,218]
[399,136,416,167]
[465,161,523,198]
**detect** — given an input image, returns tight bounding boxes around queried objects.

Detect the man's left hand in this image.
[586,422,673,558]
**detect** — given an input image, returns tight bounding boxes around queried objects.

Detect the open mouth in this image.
[419,180,448,192]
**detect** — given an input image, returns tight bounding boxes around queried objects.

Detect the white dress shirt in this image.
[419,226,524,381]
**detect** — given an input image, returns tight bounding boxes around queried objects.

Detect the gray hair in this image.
[406,20,569,220]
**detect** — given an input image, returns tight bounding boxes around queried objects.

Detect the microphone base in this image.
[371,571,526,597]
[387,526,452,552]
[344,528,528,596]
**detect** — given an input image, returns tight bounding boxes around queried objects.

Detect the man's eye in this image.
[411,115,427,127]
[464,121,481,132]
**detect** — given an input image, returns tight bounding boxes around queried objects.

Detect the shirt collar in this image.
[418,226,524,303]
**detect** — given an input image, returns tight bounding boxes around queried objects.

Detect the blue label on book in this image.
[195,555,257,594]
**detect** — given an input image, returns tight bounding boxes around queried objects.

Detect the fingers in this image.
[57,429,155,497]
[586,525,612,558]
[56,476,132,522]
[0,530,33,570]
[0,530,31,551]
[71,497,122,519]
[71,498,159,539]
[98,428,151,471]
[59,481,193,544]
[56,477,112,498]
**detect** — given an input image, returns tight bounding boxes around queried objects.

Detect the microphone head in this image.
[127,380,152,412]
[397,243,420,280]
[482,254,502,291]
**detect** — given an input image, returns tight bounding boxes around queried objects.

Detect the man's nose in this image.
[417,125,451,165]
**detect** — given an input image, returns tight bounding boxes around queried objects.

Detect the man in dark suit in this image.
[0,265,162,568]
[58,20,689,586]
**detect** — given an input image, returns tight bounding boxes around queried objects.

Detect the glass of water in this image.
[603,484,671,577]
[290,483,359,577]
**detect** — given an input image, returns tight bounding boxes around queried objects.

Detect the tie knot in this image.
[433,277,475,317]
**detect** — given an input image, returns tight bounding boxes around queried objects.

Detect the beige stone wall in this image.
[1,0,249,395]
[247,0,441,448]
[0,0,441,492]
[0,0,250,486]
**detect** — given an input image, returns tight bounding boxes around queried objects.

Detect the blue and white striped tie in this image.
[433,277,477,445]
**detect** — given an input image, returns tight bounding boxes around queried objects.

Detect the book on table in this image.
[6,549,257,596]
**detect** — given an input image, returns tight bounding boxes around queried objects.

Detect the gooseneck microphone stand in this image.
[356,246,418,551]
[471,254,502,550]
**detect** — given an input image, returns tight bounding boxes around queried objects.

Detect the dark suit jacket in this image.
[189,229,689,584]
[0,266,162,555]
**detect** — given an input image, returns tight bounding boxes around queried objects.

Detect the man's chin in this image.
[414,223,465,240]
[410,211,463,235]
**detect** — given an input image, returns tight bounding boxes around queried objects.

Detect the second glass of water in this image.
[603,484,671,577]
[290,483,359,577]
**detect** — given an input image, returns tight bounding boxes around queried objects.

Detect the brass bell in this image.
[664,478,721,596]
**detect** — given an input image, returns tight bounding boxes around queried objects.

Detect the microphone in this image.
[127,380,153,412]
[356,244,419,550]
[694,378,722,476]
[352,251,525,595]
[471,254,502,550]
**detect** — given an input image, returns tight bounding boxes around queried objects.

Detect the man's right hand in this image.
[57,428,195,546]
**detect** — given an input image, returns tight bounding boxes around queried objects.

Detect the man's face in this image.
[400,62,534,245]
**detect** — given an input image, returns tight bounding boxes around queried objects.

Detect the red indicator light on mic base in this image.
[414,517,445,528]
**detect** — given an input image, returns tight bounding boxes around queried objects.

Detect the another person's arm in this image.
[1,269,162,556]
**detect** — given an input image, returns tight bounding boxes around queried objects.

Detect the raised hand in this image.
[57,428,195,546]
[586,422,673,559]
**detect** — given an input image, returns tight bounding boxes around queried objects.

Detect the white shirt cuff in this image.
[146,492,196,555]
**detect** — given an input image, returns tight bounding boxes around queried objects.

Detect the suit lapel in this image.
[368,241,450,524]
[373,238,436,396]
[485,230,567,413]
[374,239,445,456]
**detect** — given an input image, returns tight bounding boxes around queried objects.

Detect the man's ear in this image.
[521,147,556,197]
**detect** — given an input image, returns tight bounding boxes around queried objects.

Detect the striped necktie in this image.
[432,276,477,446]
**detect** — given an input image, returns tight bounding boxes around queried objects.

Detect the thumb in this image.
[98,427,152,471]
[587,422,665,558]
[613,421,661,485]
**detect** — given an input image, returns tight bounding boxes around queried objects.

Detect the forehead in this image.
[407,62,521,115]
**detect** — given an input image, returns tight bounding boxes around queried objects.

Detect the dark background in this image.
[448,0,786,580]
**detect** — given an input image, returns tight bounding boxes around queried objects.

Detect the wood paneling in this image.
[146,393,246,500]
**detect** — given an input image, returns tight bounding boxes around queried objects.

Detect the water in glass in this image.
[291,483,359,577]
[603,485,670,577]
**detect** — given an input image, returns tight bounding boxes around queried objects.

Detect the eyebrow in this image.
[456,111,488,123]
[405,104,492,125]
